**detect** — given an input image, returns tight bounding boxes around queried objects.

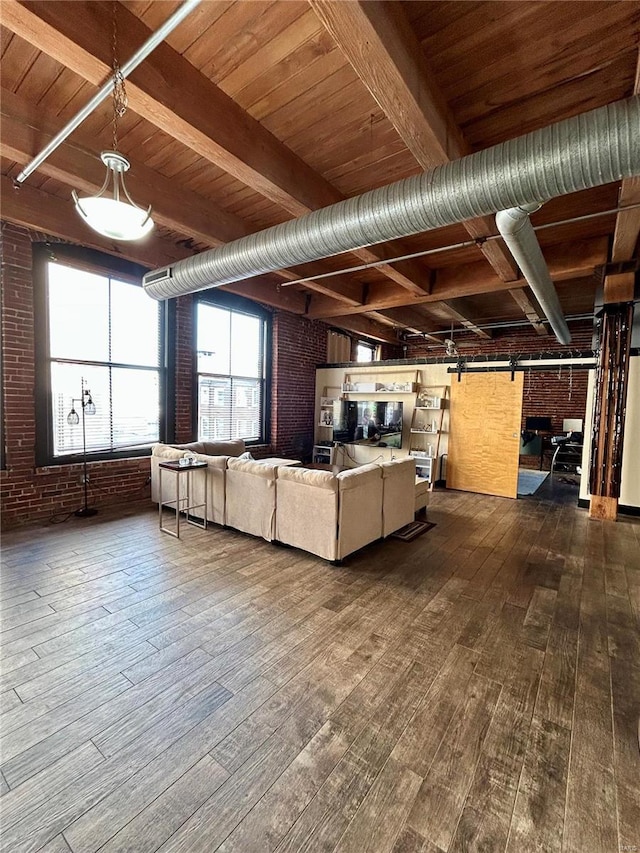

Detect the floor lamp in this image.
[67,377,98,518]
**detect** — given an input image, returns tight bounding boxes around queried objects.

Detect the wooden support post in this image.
[588,273,635,522]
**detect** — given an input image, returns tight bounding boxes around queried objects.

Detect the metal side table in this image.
[159,459,208,538]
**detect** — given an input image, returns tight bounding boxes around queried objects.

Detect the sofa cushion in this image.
[415,476,431,498]
[226,457,278,480]
[379,457,416,478]
[152,444,189,460]
[152,440,245,458]
[173,441,207,453]
[336,462,382,491]
[202,439,245,457]
[191,453,228,470]
[277,466,338,492]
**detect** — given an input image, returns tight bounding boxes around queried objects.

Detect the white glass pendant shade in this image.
[74,196,154,241]
[67,408,80,425]
[73,152,153,242]
[84,399,96,415]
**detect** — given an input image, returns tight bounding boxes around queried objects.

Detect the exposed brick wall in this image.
[519,369,589,469]
[271,311,327,459]
[175,295,194,443]
[0,224,151,527]
[1,223,35,478]
[379,341,404,360]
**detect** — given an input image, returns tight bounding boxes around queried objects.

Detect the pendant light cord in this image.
[111,1,128,153]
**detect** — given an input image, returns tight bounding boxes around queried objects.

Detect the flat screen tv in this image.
[333,400,403,449]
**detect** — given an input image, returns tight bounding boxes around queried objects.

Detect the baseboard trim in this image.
[578,497,640,517]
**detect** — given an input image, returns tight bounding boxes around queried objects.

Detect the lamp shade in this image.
[67,408,80,426]
[73,152,154,242]
[74,196,154,241]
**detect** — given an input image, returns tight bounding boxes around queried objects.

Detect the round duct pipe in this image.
[143,96,640,300]
[495,205,572,345]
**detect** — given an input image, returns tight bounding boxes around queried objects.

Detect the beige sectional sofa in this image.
[150,443,415,562]
[225,457,278,541]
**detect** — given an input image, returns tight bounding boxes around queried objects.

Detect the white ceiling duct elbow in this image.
[143,96,640,301]
[495,205,571,345]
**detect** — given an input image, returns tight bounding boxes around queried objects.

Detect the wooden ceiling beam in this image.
[364,310,440,343]
[437,301,492,339]
[309,265,514,319]
[612,176,640,262]
[3,1,432,298]
[0,176,309,315]
[0,89,365,307]
[309,0,519,282]
[307,236,609,318]
[324,313,402,345]
[508,288,549,336]
[612,49,640,263]
[368,306,443,343]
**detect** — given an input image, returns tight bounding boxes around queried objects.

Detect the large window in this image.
[196,297,269,444]
[356,340,377,362]
[35,246,163,463]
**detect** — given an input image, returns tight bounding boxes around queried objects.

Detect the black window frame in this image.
[356,340,377,362]
[34,243,168,466]
[194,291,271,447]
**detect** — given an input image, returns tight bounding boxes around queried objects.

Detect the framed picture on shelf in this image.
[320,396,336,407]
[320,410,334,426]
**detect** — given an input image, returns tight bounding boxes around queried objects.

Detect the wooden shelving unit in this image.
[342,368,419,395]
[318,395,338,428]
[315,386,340,464]
[409,385,448,484]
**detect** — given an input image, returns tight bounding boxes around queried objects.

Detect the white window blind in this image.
[197,303,265,442]
[47,262,161,457]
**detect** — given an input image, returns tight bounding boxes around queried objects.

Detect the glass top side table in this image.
[158,459,208,538]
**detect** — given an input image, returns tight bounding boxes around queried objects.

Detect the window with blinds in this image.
[196,301,267,443]
[45,260,162,459]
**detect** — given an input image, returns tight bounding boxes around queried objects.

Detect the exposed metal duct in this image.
[143,96,640,301]
[495,204,571,344]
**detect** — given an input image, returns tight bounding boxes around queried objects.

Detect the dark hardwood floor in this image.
[1,490,639,853]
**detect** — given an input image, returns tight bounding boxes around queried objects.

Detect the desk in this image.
[551,442,583,476]
[520,431,555,471]
[159,459,208,538]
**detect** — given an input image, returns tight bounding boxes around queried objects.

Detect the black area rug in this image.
[391,520,436,541]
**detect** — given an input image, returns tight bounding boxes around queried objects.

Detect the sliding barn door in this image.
[448,373,524,498]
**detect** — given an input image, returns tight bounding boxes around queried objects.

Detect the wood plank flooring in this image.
[1,491,639,853]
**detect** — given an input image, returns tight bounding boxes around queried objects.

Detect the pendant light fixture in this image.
[73,3,154,242]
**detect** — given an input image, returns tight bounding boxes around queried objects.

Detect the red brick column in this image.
[271,311,327,458]
[175,295,194,443]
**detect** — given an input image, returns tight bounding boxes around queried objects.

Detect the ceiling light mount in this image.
[101,151,130,173]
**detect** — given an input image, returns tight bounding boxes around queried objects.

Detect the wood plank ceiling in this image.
[1,1,639,346]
